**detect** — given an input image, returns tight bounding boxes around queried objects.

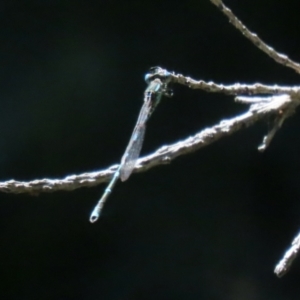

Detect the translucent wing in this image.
[119,98,151,181]
[119,79,163,182]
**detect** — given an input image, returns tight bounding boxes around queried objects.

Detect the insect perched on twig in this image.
[90,67,173,223]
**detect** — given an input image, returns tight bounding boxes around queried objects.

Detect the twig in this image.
[209,0,300,74]
[141,67,300,95]
[0,93,297,194]
[207,0,300,274]
[257,109,292,152]
[275,232,300,277]
[168,72,300,95]
[235,96,276,104]
[236,95,296,151]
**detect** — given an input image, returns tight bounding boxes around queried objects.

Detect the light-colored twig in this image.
[169,72,300,95]
[209,0,300,74]
[0,92,298,194]
[236,95,296,151]
[207,1,300,276]
[275,232,300,277]
[235,96,275,104]
[257,109,293,152]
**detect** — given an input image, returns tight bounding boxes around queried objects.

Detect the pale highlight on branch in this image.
[0,93,298,194]
[275,232,300,277]
[210,0,300,74]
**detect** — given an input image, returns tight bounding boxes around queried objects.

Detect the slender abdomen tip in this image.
[90,216,98,223]
[90,209,99,223]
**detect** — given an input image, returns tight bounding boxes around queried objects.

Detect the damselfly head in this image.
[144,73,153,84]
[144,66,172,84]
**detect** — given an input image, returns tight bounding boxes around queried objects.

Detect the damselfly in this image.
[90,67,172,222]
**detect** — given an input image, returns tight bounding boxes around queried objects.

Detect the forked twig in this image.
[0,91,298,194]
[210,0,300,277]
[2,0,300,277]
[236,95,297,152]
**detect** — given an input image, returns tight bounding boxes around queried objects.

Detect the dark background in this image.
[0,0,300,299]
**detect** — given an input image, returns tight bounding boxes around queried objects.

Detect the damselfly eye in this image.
[144,73,152,84]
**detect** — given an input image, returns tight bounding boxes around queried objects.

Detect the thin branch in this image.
[206,1,300,276]
[275,231,300,277]
[168,72,300,95]
[257,108,293,152]
[235,96,278,104]
[210,0,300,74]
[0,93,297,194]
[236,95,297,151]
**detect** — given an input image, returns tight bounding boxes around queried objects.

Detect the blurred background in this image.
[0,0,300,299]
